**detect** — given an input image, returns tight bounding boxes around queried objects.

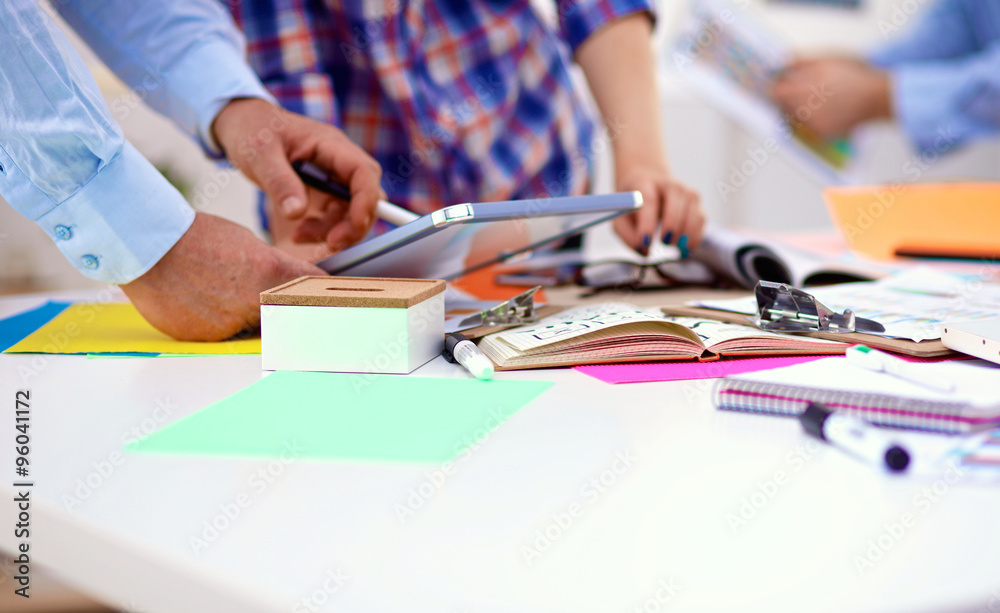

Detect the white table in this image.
[1,291,998,613]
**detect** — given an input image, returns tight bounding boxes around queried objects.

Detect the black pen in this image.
[292,160,418,226]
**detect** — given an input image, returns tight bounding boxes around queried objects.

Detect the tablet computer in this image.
[942,319,1000,366]
[316,192,642,279]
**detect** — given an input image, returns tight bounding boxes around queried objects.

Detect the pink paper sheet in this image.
[574,352,969,385]
[574,356,830,384]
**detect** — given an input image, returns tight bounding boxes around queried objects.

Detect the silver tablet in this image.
[317,192,642,279]
[942,318,1000,366]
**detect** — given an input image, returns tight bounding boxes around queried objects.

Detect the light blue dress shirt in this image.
[870,0,1000,153]
[0,0,274,284]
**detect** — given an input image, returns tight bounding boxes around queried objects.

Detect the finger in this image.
[271,247,328,279]
[770,79,797,106]
[660,183,689,252]
[323,218,366,253]
[309,142,382,235]
[633,183,663,256]
[678,191,706,252]
[252,144,309,219]
[293,200,347,243]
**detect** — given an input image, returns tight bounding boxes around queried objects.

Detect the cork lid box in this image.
[260,276,447,374]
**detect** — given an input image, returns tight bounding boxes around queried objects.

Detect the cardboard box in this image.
[260,277,445,374]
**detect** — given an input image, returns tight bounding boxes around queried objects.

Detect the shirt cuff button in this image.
[81,255,100,270]
[54,225,74,241]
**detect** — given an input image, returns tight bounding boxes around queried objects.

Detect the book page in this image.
[663,316,841,352]
[486,303,702,353]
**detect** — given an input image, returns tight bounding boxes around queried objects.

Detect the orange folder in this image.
[824,183,1000,260]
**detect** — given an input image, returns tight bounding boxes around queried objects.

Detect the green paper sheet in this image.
[128,371,552,462]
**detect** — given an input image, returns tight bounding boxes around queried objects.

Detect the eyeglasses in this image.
[576,258,715,290]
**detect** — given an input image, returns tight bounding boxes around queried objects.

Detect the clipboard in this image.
[660,305,956,358]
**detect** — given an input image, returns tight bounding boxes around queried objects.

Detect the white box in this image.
[260,277,445,374]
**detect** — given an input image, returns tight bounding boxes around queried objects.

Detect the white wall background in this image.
[2,0,998,291]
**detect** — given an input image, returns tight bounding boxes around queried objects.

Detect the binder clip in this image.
[458,285,541,329]
[753,281,884,334]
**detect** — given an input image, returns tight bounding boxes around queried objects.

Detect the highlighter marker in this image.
[801,403,910,473]
[846,345,954,393]
[443,333,494,380]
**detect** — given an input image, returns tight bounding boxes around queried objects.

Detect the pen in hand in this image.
[292,160,419,227]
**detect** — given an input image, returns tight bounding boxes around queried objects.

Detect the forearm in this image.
[55,0,275,155]
[888,42,1000,152]
[575,13,668,174]
[0,1,193,284]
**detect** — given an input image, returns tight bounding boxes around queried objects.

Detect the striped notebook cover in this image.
[712,357,1000,434]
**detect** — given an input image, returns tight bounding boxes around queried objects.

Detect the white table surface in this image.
[1,290,999,613]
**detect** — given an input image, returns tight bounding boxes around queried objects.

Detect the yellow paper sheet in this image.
[4,303,260,355]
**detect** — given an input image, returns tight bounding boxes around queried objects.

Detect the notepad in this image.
[477,303,843,371]
[713,357,1000,433]
[3,303,261,355]
[127,371,552,462]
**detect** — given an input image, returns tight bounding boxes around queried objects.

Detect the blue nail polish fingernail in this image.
[642,234,650,248]
[678,235,689,258]
[662,231,674,245]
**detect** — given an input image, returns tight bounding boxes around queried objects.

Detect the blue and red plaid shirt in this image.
[228,0,653,215]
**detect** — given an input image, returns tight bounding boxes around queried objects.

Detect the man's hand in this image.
[212,98,384,254]
[120,212,325,341]
[613,167,704,258]
[772,57,893,139]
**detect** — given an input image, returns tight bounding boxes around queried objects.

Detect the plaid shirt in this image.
[229,0,653,215]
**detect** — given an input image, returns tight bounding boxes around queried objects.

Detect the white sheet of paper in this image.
[694,271,1000,342]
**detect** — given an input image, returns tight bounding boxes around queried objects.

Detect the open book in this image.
[582,223,883,291]
[692,226,885,290]
[477,303,845,371]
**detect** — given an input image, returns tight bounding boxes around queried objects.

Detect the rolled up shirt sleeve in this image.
[869,0,1000,153]
[0,1,194,284]
[54,0,277,157]
[885,43,1000,153]
[557,0,656,54]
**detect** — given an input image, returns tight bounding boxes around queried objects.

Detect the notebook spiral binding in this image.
[711,379,974,434]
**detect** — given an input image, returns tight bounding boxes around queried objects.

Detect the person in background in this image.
[771,0,1000,155]
[1,0,384,341]
[227,1,706,260]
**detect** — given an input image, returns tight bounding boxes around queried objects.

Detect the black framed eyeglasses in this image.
[576,259,715,290]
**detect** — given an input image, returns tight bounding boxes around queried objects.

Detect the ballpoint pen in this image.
[293,160,419,227]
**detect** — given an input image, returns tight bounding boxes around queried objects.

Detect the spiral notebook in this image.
[712,357,1000,433]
